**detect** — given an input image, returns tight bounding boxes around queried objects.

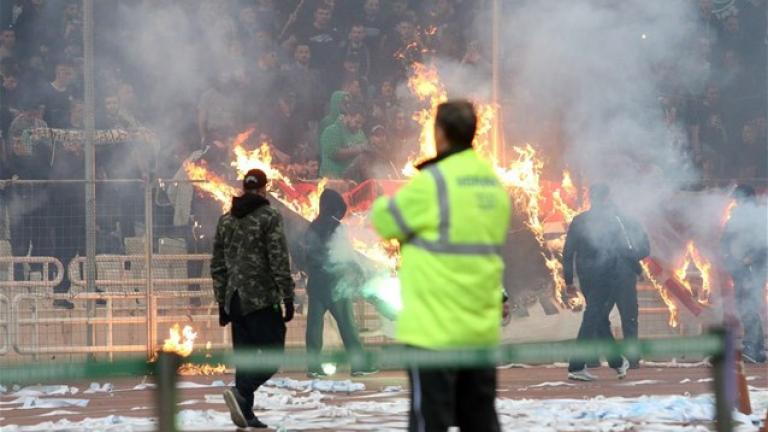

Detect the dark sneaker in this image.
[223,388,248,428]
[53,299,75,310]
[244,417,269,428]
[351,367,379,377]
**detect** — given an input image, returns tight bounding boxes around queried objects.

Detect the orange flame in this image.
[496,145,583,309]
[183,130,327,221]
[162,324,196,357]
[674,241,714,305]
[640,261,680,328]
[720,199,736,228]
[402,62,497,175]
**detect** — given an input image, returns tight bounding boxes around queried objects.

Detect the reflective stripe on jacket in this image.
[372,149,511,348]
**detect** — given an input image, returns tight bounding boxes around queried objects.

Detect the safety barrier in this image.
[0,331,735,432]
[1,252,385,358]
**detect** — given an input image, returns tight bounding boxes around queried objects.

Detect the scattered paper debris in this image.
[84,383,113,394]
[39,410,80,417]
[11,386,77,397]
[21,397,89,409]
[618,380,664,387]
[266,377,365,393]
[528,381,576,388]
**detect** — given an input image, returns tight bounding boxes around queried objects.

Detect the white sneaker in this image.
[568,369,598,381]
[615,357,630,380]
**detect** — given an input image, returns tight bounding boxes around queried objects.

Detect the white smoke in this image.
[495,1,707,211]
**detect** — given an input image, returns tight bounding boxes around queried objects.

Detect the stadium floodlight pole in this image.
[82,0,97,355]
[491,0,503,165]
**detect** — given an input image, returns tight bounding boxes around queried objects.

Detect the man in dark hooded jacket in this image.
[721,184,767,364]
[563,184,650,381]
[212,169,295,429]
[302,189,377,377]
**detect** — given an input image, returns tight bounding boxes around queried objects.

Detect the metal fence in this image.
[0,178,390,364]
[0,177,722,363]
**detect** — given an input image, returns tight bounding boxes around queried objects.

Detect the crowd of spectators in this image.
[0,0,764,303]
[0,0,485,304]
[676,0,767,180]
[0,0,487,185]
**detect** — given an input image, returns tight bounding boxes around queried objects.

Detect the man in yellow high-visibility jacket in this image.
[372,100,511,432]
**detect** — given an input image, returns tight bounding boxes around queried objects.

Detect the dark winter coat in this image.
[563,207,650,287]
[211,193,295,315]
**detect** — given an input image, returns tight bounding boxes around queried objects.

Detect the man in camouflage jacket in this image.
[212,168,295,429]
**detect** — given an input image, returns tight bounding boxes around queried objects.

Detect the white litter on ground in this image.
[83,383,113,394]
[176,380,227,389]
[39,410,80,417]
[20,397,89,410]
[10,386,77,397]
[265,377,366,393]
[525,381,576,389]
[618,380,665,387]
[2,390,766,431]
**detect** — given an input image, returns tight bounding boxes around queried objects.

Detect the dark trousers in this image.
[230,297,286,411]
[568,279,625,372]
[733,269,767,356]
[305,295,363,370]
[615,282,639,363]
[616,283,638,339]
[408,365,500,432]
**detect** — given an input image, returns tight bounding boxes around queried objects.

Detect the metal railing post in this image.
[145,179,156,358]
[155,351,180,432]
[712,327,733,432]
[82,0,97,359]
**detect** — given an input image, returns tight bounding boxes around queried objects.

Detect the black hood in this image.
[231,193,270,218]
[318,189,347,220]
[309,189,347,241]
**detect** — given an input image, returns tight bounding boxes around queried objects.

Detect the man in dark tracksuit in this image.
[721,185,767,364]
[563,184,650,381]
[301,189,377,377]
[211,169,295,429]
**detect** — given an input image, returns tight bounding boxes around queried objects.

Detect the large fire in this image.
[403,62,497,175]
[497,148,586,309]
[183,60,727,329]
[183,128,327,220]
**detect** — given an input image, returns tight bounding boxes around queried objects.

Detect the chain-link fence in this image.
[0,177,726,367]
[0,178,392,365]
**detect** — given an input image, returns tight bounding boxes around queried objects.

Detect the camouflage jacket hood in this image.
[211,195,295,315]
[231,193,270,218]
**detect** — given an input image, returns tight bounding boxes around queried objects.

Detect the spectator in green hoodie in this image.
[318,90,349,142]
[319,104,368,178]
